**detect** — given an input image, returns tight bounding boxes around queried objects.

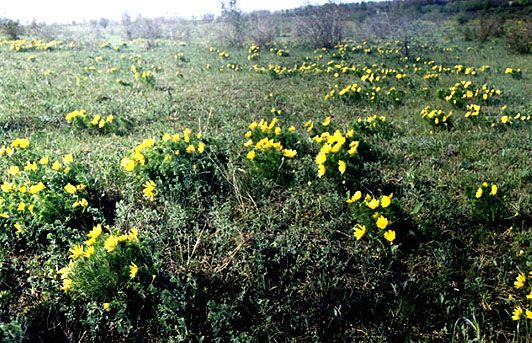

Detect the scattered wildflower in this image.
[383,230,396,243]
[142,180,156,201]
[129,262,138,279]
[353,224,366,240]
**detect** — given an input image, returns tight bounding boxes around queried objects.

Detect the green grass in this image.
[0,22,531,342]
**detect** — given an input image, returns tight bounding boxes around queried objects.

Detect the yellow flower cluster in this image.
[325,81,402,103]
[270,47,289,57]
[443,81,501,107]
[347,192,396,244]
[121,129,206,173]
[420,106,452,126]
[465,104,481,119]
[311,125,359,178]
[1,139,88,235]
[500,112,531,125]
[244,118,298,161]
[131,64,156,85]
[65,109,115,130]
[209,47,230,59]
[475,182,498,199]
[247,43,260,60]
[8,39,63,52]
[508,270,532,321]
[58,224,140,292]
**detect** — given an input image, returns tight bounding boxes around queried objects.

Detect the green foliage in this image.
[0,5,531,341]
[0,17,23,40]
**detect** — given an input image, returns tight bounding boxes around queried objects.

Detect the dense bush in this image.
[505,20,532,54]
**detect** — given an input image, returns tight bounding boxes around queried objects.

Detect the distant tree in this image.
[219,0,246,46]
[0,17,23,40]
[99,18,110,29]
[202,13,215,22]
[122,12,132,39]
[293,2,344,48]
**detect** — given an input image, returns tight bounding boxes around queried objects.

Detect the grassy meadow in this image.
[0,14,531,342]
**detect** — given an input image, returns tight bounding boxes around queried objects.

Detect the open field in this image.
[0,13,531,342]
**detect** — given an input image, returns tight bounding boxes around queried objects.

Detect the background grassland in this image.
[0,9,531,343]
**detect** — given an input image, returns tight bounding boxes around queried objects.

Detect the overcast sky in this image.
[0,0,351,24]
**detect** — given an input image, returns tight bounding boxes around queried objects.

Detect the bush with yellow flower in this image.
[243,117,303,184]
[58,224,158,330]
[121,129,224,203]
[346,191,398,246]
[0,138,93,247]
[65,109,128,135]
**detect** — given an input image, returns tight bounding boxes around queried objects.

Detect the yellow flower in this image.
[315,153,326,165]
[14,223,22,234]
[61,278,73,292]
[64,183,77,194]
[514,272,526,289]
[129,262,139,279]
[63,154,74,165]
[376,216,389,229]
[501,115,509,124]
[84,245,95,258]
[57,262,73,279]
[183,128,191,142]
[353,224,366,240]
[197,142,205,154]
[317,164,326,178]
[8,166,20,176]
[1,182,13,193]
[143,180,156,201]
[104,235,119,252]
[246,150,256,160]
[11,138,30,149]
[383,230,396,244]
[490,184,497,196]
[29,182,46,194]
[24,162,37,172]
[527,288,532,300]
[322,116,331,126]
[338,160,346,175]
[121,157,136,172]
[186,144,196,153]
[512,306,523,321]
[525,309,532,319]
[283,149,297,158]
[91,114,101,126]
[366,197,379,210]
[52,161,62,171]
[87,224,102,240]
[475,187,483,198]
[103,303,111,312]
[381,194,393,208]
[128,227,139,242]
[69,244,84,259]
[346,191,362,203]
[17,202,25,211]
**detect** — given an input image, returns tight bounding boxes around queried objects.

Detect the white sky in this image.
[0,0,346,24]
